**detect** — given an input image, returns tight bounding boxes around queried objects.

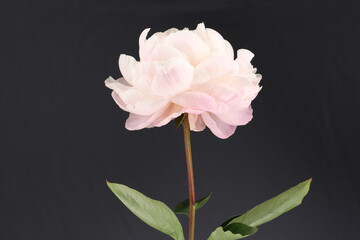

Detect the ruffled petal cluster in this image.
[105,23,262,139]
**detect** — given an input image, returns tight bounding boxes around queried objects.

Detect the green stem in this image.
[182,114,196,240]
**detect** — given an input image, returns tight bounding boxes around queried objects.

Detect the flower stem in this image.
[182,113,196,240]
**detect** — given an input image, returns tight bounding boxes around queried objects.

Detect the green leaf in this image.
[207,179,311,240]
[174,114,185,128]
[228,178,312,227]
[107,181,185,240]
[207,223,258,240]
[173,193,212,216]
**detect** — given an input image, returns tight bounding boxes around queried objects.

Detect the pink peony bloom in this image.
[105,23,262,139]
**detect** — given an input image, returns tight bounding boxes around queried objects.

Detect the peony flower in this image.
[105,23,262,139]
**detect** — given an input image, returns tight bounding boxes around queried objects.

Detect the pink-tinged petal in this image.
[144,43,185,62]
[111,88,168,118]
[112,89,165,116]
[217,106,253,126]
[221,76,262,108]
[125,96,168,116]
[111,91,129,112]
[188,114,206,132]
[193,56,238,86]
[222,75,254,91]
[164,30,210,65]
[201,112,236,139]
[171,91,228,114]
[119,54,138,86]
[125,112,157,130]
[106,77,168,115]
[196,81,240,106]
[130,58,193,96]
[151,58,194,97]
[152,104,184,127]
[125,104,183,130]
[133,60,158,92]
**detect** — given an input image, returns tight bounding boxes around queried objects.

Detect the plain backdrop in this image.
[1,0,359,239]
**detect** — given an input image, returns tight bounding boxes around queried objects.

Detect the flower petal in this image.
[125,112,158,130]
[237,49,254,62]
[201,112,236,139]
[126,96,168,116]
[207,28,234,59]
[139,28,151,60]
[151,58,194,97]
[125,104,184,130]
[164,30,210,65]
[171,91,228,114]
[236,49,256,75]
[193,23,234,59]
[221,76,261,108]
[139,28,179,60]
[105,76,130,90]
[188,114,206,132]
[193,56,238,86]
[111,90,128,112]
[144,43,185,62]
[152,104,184,127]
[196,81,240,106]
[106,77,168,115]
[217,106,253,126]
[193,23,207,41]
[118,54,138,86]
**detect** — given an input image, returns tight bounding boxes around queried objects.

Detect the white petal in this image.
[139,28,151,60]
[139,28,179,60]
[193,22,207,42]
[236,49,256,75]
[196,81,240,105]
[105,76,129,90]
[144,43,185,62]
[126,96,168,115]
[132,60,156,92]
[201,112,236,139]
[130,58,194,96]
[221,76,261,108]
[107,77,168,115]
[111,90,129,112]
[118,54,138,86]
[237,49,254,62]
[207,28,234,59]
[151,58,194,97]
[111,88,167,117]
[193,56,239,86]
[164,30,210,65]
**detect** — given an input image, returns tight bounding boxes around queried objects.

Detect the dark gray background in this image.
[1,0,359,239]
